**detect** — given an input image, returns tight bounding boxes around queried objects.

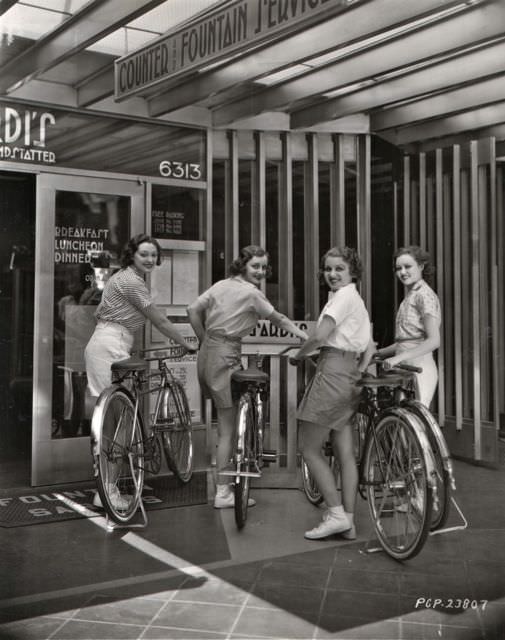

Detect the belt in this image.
[396,336,424,342]
[320,346,358,358]
[206,331,242,344]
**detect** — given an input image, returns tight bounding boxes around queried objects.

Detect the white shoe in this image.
[320,509,356,540]
[92,491,103,508]
[304,513,351,539]
[341,524,357,540]
[213,492,256,509]
[93,486,131,511]
[395,492,424,514]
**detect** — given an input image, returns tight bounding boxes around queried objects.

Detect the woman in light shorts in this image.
[291,247,373,541]
[187,245,308,509]
[85,234,194,509]
[85,234,193,399]
[376,246,441,408]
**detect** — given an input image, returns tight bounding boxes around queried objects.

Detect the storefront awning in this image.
[1,0,505,154]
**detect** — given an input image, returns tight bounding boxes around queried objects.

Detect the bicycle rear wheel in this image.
[91,387,144,524]
[159,382,193,483]
[301,456,325,505]
[301,411,365,505]
[234,395,255,530]
[363,410,432,560]
[407,401,451,530]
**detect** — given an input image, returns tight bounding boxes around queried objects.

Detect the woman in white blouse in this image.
[291,247,373,541]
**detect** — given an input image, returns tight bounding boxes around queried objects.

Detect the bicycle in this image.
[295,354,440,560]
[301,357,456,532]
[90,345,193,527]
[220,352,278,530]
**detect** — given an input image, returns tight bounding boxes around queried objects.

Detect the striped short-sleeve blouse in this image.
[395,279,441,341]
[95,266,152,332]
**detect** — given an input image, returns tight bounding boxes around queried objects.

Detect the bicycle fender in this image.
[406,401,456,491]
[90,385,138,470]
[382,406,438,488]
[405,401,451,459]
[236,392,252,441]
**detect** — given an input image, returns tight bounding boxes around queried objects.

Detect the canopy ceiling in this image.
[1,0,505,154]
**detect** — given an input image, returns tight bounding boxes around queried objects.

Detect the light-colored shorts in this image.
[84,321,134,397]
[396,342,438,408]
[197,333,242,409]
[297,347,361,431]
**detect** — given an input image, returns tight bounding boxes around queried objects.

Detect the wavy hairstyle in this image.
[120,234,162,268]
[318,246,363,284]
[228,245,272,278]
[394,245,434,281]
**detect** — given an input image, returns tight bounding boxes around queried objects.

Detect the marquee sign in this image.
[115,0,351,100]
[0,105,56,163]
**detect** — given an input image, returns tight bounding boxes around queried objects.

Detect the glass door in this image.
[33,174,143,485]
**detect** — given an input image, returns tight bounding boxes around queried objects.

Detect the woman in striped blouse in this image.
[85,233,194,403]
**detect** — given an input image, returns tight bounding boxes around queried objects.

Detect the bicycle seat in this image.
[111,356,148,372]
[231,367,269,384]
[358,372,414,388]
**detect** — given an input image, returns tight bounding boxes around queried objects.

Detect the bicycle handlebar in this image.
[393,362,422,374]
[371,355,422,374]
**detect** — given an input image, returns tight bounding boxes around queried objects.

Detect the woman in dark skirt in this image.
[291,247,373,540]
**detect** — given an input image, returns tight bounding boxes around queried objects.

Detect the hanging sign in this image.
[243,319,315,344]
[115,0,352,100]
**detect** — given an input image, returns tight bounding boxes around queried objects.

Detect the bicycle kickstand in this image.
[105,452,148,531]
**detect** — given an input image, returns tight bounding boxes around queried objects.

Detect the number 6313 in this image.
[159,160,202,180]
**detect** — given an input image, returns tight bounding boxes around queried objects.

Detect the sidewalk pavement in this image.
[0,458,504,639]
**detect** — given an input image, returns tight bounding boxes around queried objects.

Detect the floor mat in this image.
[0,471,208,527]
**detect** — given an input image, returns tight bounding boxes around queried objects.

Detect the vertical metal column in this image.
[470,140,481,459]
[357,135,371,311]
[435,148,445,426]
[488,138,500,435]
[204,129,213,289]
[419,152,426,249]
[305,133,319,318]
[497,165,505,433]
[253,131,266,250]
[279,132,294,317]
[403,155,411,245]
[330,133,345,246]
[225,130,239,269]
[452,145,463,430]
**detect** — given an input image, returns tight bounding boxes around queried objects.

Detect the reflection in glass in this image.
[52,191,130,439]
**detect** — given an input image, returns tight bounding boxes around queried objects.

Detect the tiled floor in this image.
[0,459,504,639]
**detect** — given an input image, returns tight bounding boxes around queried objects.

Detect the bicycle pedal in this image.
[154,421,175,431]
[220,469,261,478]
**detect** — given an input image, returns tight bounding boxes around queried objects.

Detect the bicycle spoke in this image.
[159,383,193,483]
[364,412,432,560]
[93,388,144,524]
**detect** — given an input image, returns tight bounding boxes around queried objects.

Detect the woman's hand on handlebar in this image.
[381,357,422,374]
[184,340,199,354]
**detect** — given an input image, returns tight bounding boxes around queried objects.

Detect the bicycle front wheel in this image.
[91,387,144,524]
[159,382,193,483]
[363,410,432,560]
[234,395,255,530]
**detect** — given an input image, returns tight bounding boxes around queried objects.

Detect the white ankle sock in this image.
[216,483,231,497]
[328,505,345,518]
